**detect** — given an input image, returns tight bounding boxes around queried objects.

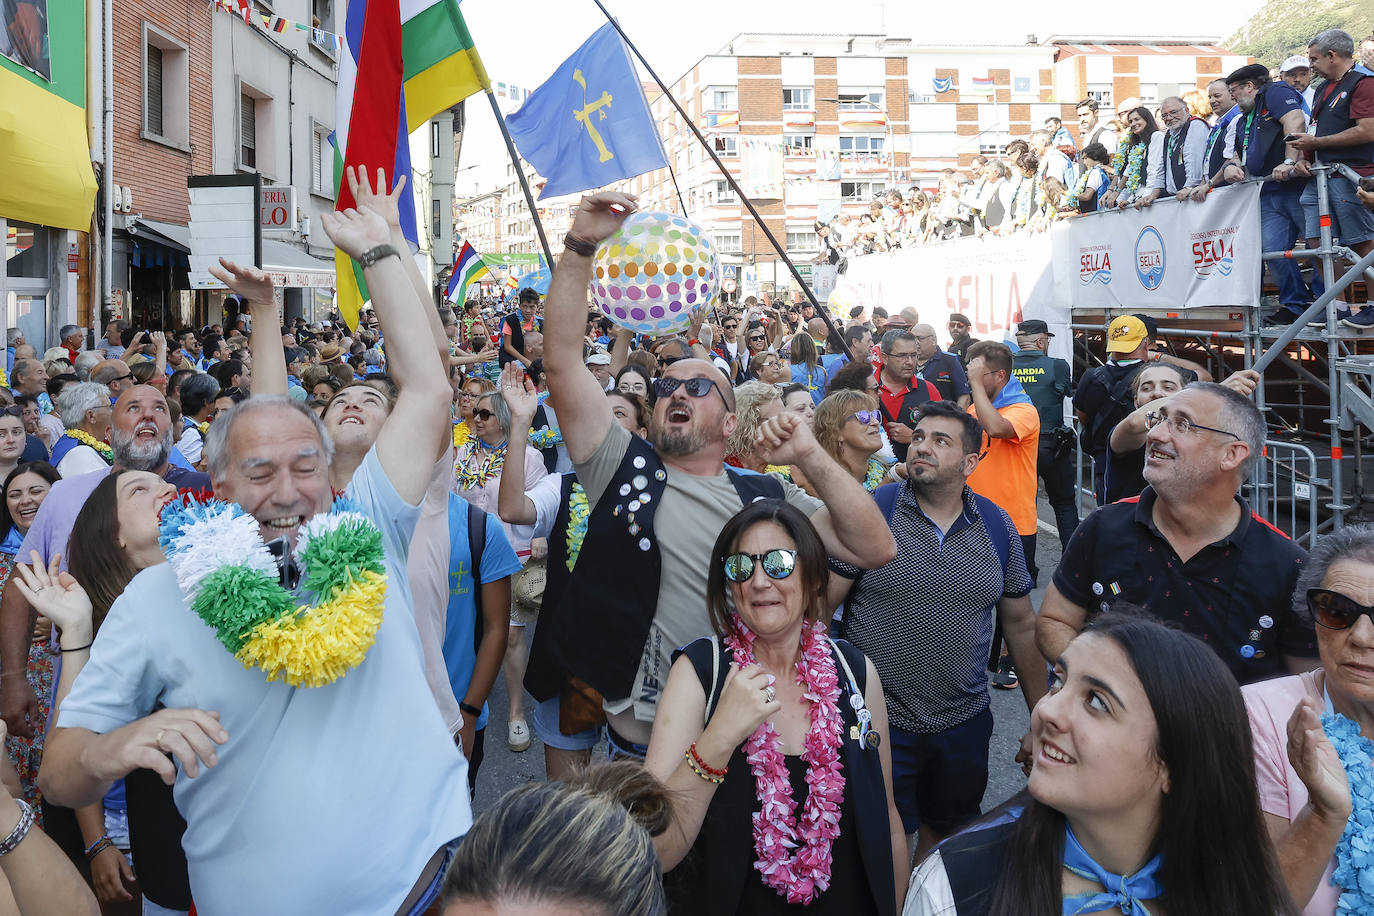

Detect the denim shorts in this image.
[1301,174,1374,247]
[530,695,603,751]
[400,838,463,916]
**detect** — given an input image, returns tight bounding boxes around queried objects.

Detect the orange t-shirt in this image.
[966,401,1040,536]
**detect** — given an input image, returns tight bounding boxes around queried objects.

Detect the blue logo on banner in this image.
[1135,226,1166,291]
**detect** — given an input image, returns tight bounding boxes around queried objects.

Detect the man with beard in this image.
[828,401,1042,857]
[0,384,211,736]
[535,191,897,758]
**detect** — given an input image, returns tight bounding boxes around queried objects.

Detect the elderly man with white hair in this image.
[51,381,114,476]
[1136,95,1211,206]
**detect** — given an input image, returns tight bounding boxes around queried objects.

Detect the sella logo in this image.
[1192,235,1235,279]
[1079,250,1112,286]
[1135,226,1165,291]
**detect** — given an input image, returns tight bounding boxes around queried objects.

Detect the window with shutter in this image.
[312,131,324,193]
[240,95,256,168]
[146,44,164,136]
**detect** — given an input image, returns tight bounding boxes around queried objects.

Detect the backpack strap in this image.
[703,636,722,725]
[467,502,487,648]
[839,483,902,627]
[971,494,1012,583]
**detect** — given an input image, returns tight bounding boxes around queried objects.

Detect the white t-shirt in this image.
[903,851,957,916]
[55,444,108,479]
[59,448,472,916]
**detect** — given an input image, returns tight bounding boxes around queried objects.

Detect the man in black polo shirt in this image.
[1039,382,1317,684]
[912,323,971,407]
[875,329,943,462]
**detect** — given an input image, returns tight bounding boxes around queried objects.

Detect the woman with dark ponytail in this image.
[904,612,1298,916]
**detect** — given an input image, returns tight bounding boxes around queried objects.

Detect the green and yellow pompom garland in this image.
[159,496,387,687]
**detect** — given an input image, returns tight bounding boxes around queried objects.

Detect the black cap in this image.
[948,313,972,325]
[1016,319,1053,336]
[1131,313,1159,337]
[1226,63,1271,87]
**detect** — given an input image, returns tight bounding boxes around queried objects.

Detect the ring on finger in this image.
[762,685,776,704]
[154,729,167,751]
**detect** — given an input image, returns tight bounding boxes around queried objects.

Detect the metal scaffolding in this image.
[1071,165,1374,542]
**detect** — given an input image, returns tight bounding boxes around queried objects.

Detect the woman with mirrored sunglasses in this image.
[645,500,906,915]
[1243,523,1374,914]
[793,390,897,499]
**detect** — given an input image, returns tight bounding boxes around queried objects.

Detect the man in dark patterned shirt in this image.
[830,401,1045,861]
[1039,382,1318,683]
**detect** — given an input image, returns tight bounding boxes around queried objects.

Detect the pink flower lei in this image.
[724,615,846,905]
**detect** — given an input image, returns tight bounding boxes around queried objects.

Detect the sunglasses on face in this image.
[723,548,798,583]
[948,322,967,329]
[652,376,722,402]
[1308,589,1374,630]
[472,409,496,421]
[848,410,880,425]
[724,323,738,330]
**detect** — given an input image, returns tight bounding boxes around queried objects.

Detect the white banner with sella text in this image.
[1057,182,1262,310]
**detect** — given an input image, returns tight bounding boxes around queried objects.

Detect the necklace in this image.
[65,429,113,462]
[724,617,845,905]
[455,439,507,490]
[1321,685,1374,914]
[159,495,387,688]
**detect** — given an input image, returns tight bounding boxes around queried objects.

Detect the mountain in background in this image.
[1227,0,1374,64]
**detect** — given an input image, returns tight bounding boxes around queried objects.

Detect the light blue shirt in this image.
[442,498,522,730]
[59,447,472,915]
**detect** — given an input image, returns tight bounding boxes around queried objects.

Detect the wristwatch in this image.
[356,244,399,270]
[1283,158,1296,166]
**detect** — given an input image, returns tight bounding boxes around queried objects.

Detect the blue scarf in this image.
[1321,685,1374,915]
[0,526,22,556]
[993,375,1034,409]
[1062,824,1162,915]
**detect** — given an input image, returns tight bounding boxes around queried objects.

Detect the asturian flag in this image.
[332,0,491,329]
[506,23,668,199]
[446,241,490,303]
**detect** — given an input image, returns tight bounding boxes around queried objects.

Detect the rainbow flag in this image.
[446,241,490,303]
[332,0,490,329]
[970,76,996,96]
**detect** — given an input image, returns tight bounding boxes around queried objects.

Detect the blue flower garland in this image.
[1322,708,1374,914]
[564,483,589,571]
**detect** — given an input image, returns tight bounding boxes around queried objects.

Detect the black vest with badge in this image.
[1166,118,1205,190]
[538,435,784,703]
[1314,66,1374,167]
[1206,116,1231,182]
[524,473,581,702]
[498,311,526,366]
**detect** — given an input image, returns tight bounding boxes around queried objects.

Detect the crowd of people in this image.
[817,26,1374,338]
[0,33,1371,916]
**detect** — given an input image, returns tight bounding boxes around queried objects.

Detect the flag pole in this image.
[589,0,843,353]
[484,89,557,268]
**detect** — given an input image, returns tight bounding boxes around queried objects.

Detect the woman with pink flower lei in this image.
[646,500,906,913]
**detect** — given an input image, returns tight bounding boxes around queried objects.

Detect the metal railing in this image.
[1245,439,1321,547]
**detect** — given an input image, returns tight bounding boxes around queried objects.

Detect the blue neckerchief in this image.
[1320,684,1374,914]
[0,526,23,556]
[992,375,1034,409]
[1062,825,1162,916]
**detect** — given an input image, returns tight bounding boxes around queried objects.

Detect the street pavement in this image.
[471,496,1070,817]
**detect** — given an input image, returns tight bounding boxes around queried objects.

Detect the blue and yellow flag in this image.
[505,23,668,199]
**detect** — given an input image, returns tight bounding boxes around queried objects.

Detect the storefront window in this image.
[5,222,49,279]
[5,293,48,350]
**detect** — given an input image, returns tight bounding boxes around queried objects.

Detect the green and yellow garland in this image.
[65,428,114,462]
[159,496,386,687]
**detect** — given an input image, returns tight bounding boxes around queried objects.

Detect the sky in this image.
[451,0,1270,196]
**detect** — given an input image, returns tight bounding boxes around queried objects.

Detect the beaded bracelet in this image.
[688,742,728,778]
[84,836,114,860]
[683,749,724,785]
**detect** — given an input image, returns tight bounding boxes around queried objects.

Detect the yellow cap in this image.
[1105,316,1148,354]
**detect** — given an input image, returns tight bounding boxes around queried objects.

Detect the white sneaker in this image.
[508,718,531,752]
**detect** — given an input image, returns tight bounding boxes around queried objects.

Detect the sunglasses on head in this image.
[657,354,683,368]
[849,410,879,425]
[1308,589,1374,630]
[723,548,798,583]
[472,408,496,421]
[0,407,21,418]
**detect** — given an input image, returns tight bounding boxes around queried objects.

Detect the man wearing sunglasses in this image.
[90,359,136,402]
[1039,382,1318,685]
[946,313,979,366]
[536,191,897,760]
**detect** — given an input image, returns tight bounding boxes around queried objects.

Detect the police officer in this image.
[1012,320,1078,544]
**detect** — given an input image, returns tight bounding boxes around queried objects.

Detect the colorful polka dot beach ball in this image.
[591,211,719,335]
